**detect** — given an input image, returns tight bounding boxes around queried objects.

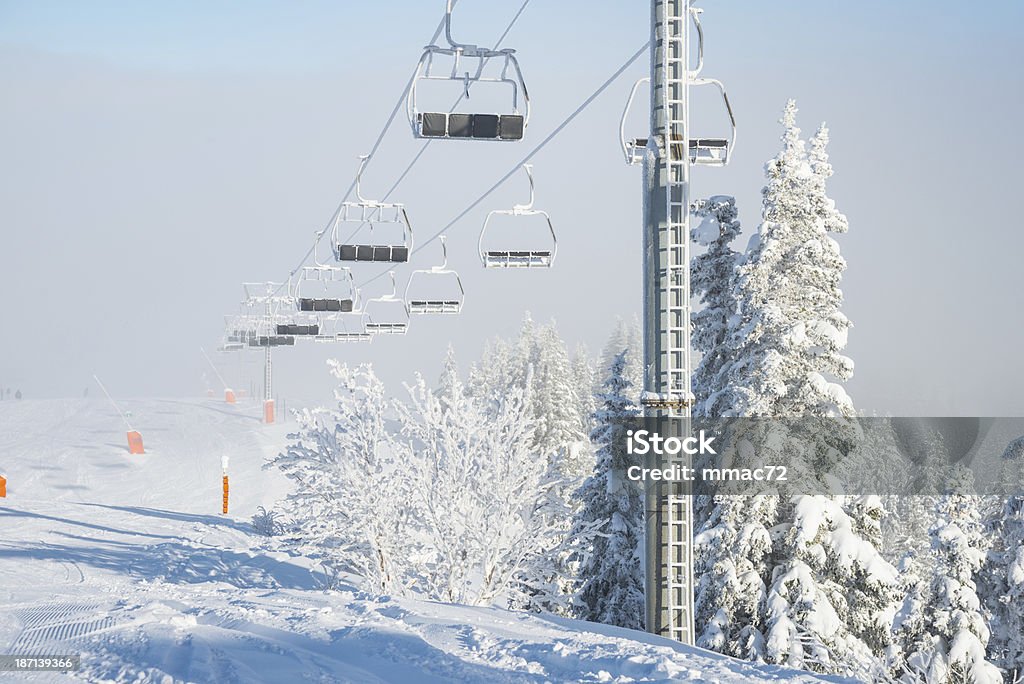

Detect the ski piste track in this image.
[0,399,845,683]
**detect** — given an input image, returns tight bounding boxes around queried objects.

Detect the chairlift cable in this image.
[355,40,650,291]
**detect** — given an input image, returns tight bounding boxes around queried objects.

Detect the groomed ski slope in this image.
[0,398,848,683]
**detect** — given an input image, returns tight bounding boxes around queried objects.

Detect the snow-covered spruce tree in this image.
[710,101,854,419]
[514,324,591,613]
[532,323,588,481]
[986,441,1024,683]
[903,466,1001,684]
[572,343,597,438]
[695,494,776,660]
[763,495,900,678]
[597,317,643,406]
[467,337,514,402]
[572,351,644,629]
[270,361,412,595]
[690,195,741,418]
[692,102,899,678]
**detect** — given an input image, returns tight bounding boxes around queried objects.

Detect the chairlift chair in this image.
[334,156,413,264]
[479,164,556,268]
[312,312,373,344]
[295,269,357,312]
[220,315,250,352]
[618,9,735,167]
[405,236,464,314]
[224,310,261,347]
[295,240,360,312]
[407,0,529,142]
[274,311,320,338]
[364,272,410,335]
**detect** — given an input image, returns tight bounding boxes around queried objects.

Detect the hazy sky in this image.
[1,1,1021,415]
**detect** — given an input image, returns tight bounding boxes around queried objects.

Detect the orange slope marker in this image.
[0,475,6,498]
[127,431,145,455]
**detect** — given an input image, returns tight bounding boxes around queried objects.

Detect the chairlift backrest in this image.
[479,165,557,268]
[407,1,529,142]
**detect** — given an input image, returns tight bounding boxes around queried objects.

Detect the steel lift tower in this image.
[244,282,295,424]
[635,0,735,644]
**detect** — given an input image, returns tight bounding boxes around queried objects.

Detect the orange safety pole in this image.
[0,475,6,498]
[264,399,275,424]
[225,389,236,404]
[222,475,229,514]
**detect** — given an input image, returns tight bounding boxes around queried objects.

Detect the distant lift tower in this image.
[626,0,736,644]
[244,282,294,424]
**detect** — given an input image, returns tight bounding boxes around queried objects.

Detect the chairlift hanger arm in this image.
[513,163,537,213]
[689,7,704,76]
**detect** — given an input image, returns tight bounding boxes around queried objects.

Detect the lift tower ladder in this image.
[643,0,698,645]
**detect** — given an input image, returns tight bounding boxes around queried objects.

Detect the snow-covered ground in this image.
[0,398,848,683]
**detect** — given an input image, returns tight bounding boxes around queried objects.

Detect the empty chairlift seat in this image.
[479,164,557,269]
[407,5,530,143]
[308,312,372,344]
[482,249,553,269]
[619,68,736,168]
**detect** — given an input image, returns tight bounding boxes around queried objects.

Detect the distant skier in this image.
[14,390,22,400]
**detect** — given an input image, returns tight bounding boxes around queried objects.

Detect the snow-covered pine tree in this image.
[467,336,516,404]
[694,494,776,660]
[572,343,598,438]
[514,324,590,613]
[597,318,643,406]
[570,343,598,491]
[572,351,644,629]
[532,323,588,480]
[763,495,899,678]
[904,466,1001,684]
[710,100,854,419]
[986,440,1024,683]
[690,195,741,418]
[691,102,899,678]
